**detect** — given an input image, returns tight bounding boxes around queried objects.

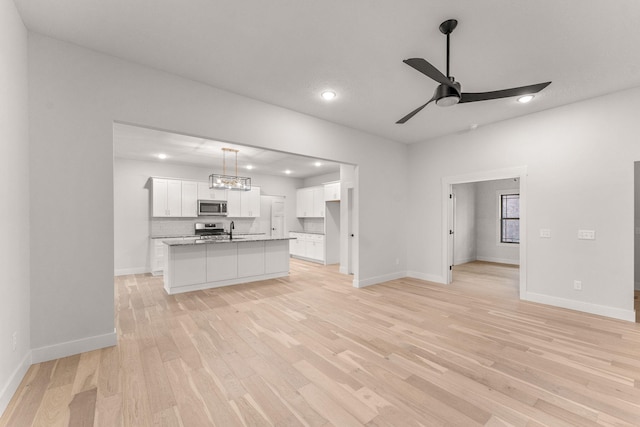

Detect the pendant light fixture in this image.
[209,148,251,191]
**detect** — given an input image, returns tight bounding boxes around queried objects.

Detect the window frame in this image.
[496,189,520,246]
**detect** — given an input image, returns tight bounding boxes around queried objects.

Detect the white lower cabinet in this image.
[170,245,207,287]
[237,242,265,278]
[163,240,290,294]
[289,232,325,263]
[206,243,237,281]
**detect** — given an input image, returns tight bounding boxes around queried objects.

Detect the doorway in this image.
[442,167,527,297]
[451,179,521,290]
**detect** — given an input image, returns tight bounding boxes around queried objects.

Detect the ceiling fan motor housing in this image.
[435,80,461,107]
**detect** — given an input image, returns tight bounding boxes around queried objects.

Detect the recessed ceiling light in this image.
[314,161,322,167]
[157,153,167,160]
[284,170,292,175]
[321,91,336,101]
[246,165,254,170]
[517,95,534,104]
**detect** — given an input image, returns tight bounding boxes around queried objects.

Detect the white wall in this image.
[0,0,31,414]
[407,87,640,321]
[475,179,520,265]
[452,183,477,265]
[635,161,640,290]
[303,171,340,187]
[28,33,408,359]
[114,157,303,274]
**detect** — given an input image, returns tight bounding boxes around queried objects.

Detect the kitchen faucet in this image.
[229,221,235,239]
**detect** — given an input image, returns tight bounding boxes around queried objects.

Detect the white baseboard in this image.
[476,256,520,266]
[0,350,32,418]
[31,329,117,364]
[522,292,635,322]
[114,267,149,276]
[635,281,640,291]
[453,257,476,265]
[352,271,407,288]
[406,271,446,284]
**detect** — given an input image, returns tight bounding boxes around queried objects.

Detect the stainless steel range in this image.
[194,223,229,240]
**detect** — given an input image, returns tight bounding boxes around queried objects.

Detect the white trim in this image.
[115,267,149,276]
[0,351,32,417]
[476,256,520,266]
[522,292,635,322]
[453,257,477,265]
[164,272,290,295]
[31,329,117,364]
[352,271,407,288]
[406,271,446,284]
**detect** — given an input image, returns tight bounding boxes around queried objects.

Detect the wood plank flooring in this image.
[2,260,640,426]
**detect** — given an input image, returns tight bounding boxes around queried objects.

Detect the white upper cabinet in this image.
[324,182,341,202]
[152,178,183,217]
[227,187,261,218]
[181,181,198,217]
[197,182,227,201]
[296,186,325,218]
[312,186,325,218]
[296,188,313,218]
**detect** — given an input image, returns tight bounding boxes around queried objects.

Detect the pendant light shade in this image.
[209,148,251,191]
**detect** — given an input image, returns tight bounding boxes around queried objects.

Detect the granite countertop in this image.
[289,231,325,235]
[163,236,294,246]
[151,234,197,239]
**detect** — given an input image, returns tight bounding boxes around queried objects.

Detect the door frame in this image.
[441,166,527,297]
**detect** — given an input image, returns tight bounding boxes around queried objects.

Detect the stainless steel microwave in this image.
[197,200,228,216]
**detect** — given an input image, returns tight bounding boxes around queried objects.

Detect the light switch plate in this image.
[539,229,551,238]
[578,229,595,240]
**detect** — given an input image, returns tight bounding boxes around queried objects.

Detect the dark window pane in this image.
[500,194,519,243]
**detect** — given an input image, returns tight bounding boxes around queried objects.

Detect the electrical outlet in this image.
[539,229,551,238]
[12,332,17,351]
[573,280,582,291]
[395,258,400,265]
[578,229,596,240]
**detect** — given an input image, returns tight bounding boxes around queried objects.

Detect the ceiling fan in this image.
[397,19,551,124]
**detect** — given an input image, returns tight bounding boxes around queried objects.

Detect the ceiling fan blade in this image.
[403,58,455,88]
[459,81,551,104]
[396,98,435,124]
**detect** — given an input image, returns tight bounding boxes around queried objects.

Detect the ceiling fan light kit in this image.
[397,18,551,123]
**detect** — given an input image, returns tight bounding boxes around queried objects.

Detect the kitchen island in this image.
[163,236,293,294]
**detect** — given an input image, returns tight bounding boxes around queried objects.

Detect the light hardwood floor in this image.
[2,260,640,426]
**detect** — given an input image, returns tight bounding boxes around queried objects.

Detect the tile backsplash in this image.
[151,217,261,237]
[302,218,324,233]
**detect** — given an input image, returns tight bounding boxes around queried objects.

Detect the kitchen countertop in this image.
[289,231,325,235]
[163,236,294,246]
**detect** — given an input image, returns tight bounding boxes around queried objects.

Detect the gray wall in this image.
[635,162,640,290]
[475,179,520,265]
[453,179,520,266]
[114,157,304,275]
[0,0,31,413]
[28,33,408,360]
[452,182,477,265]
[407,86,640,321]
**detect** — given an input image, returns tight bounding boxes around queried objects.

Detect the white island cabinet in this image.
[163,237,291,294]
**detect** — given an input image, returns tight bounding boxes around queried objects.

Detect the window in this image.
[500,193,520,244]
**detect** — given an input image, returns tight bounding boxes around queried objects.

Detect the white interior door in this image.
[270,198,285,238]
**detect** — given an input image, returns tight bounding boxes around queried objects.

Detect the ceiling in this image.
[113,123,341,179]
[16,1,640,144]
